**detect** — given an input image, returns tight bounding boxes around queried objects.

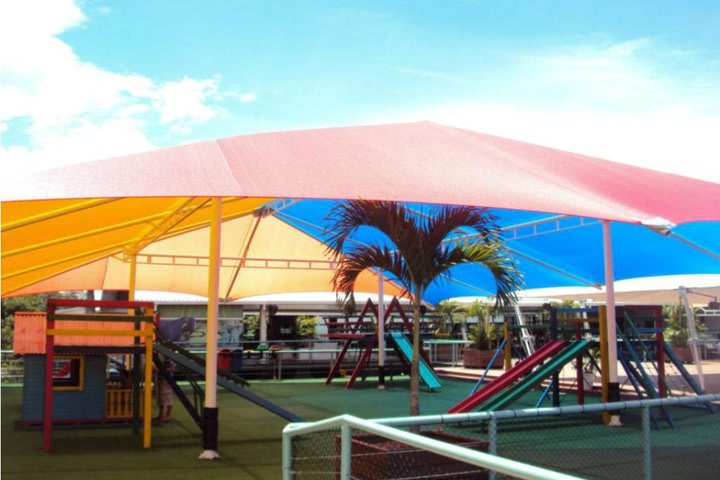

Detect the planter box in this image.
[462,349,504,369]
[343,431,489,479]
[669,345,693,364]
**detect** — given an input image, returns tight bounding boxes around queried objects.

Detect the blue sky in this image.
[1,0,719,181]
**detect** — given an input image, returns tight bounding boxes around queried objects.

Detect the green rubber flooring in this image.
[2,376,718,479]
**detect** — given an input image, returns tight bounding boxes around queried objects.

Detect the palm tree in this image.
[434,300,462,337]
[326,200,522,415]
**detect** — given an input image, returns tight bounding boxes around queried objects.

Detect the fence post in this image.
[642,406,651,480]
[282,432,293,480]
[341,424,352,479]
[489,418,498,480]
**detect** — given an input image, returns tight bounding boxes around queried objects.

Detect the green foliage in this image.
[326,200,522,311]
[469,320,501,350]
[326,200,522,416]
[242,314,260,338]
[297,315,318,338]
[663,303,706,348]
[433,300,461,334]
[1,292,84,350]
[461,300,499,349]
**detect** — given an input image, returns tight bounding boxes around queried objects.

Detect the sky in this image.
[1,0,719,181]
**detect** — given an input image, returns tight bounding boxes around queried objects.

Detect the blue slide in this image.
[389,332,442,391]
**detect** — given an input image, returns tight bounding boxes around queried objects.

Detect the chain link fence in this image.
[284,395,720,480]
[290,426,497,479]
[1,350,23,383]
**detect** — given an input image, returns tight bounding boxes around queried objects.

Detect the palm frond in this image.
[332,244,411,299]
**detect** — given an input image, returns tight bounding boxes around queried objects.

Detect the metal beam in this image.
[2,198,121,231]
[130,253,337,270]
[4,197,260,258]
[669,233,720,261]
[224,212,264,299]
[123,198,211,259]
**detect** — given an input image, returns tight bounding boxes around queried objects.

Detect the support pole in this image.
[43,303,56,453]
[655,318,667,398]
[678,286,705,390]
[602,221,621,425]
[128,255,137,302]
[200,197,221,460]
[576,321,584,405]
[488,418,498,480]
[143,315,153,448]
[128,254,140,435]
[377,270,386,389]
[340,424,352,479]
[503,320,511,370]
[260,305,268,343]
[642,406,652,480]
[550,308,559,407]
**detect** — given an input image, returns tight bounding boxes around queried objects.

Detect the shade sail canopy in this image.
[2,122,719,302]
[3,122,719,224]
[503,275,720,306]
[5,209,402,299]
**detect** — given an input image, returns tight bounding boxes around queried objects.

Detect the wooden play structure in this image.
[13,298,155,452]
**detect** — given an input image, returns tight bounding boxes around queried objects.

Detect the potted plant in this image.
[663,304,705,364]
[462,303,504,369]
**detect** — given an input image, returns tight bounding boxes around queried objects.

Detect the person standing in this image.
[155,360,174,422]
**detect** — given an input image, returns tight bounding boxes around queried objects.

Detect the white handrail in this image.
[283,413,584,480]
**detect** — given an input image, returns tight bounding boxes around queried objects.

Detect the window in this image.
[52,356,84,391]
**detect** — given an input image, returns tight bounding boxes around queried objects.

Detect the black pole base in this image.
[202,407,219,451]
[378,366,386,389]
[607,382,621,403]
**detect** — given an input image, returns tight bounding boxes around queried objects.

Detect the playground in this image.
[2,122,719,478]
[4,296,719,479]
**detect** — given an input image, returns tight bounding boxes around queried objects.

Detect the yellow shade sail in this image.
[2,197,402,300]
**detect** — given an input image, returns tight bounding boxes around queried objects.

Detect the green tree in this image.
[242,314,260,339]
[663,303,706,348]
[297,315,318,338]
[433,300,461,335]
[326,200,521,416]
[463,300,501,349]
[2,292,83,350]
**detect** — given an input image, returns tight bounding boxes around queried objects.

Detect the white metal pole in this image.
[340,424,352,479]
[602,221,621,425]
[200,197,222,459]
[679,286,705,390]
[260,305,268,343]
[377,270,386,389]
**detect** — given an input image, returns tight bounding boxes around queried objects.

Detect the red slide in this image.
[448,340,568,413]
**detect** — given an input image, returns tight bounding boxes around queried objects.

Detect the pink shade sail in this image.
[3,122,719,225]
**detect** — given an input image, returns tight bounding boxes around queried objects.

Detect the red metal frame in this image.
[324,297,425,387]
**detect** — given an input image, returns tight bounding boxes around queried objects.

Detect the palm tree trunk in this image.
[410,288,421,416]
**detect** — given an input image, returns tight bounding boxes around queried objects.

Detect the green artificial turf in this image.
[3,377,719,479]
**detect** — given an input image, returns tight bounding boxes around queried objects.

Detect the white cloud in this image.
[1,118,155,177]
[0,0,230,176]
[154,76,220,125]
[239,92,257,103]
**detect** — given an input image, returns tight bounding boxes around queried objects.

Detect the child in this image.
[155,360,174,422]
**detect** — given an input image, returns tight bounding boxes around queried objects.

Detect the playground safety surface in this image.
[2,374,719,479]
